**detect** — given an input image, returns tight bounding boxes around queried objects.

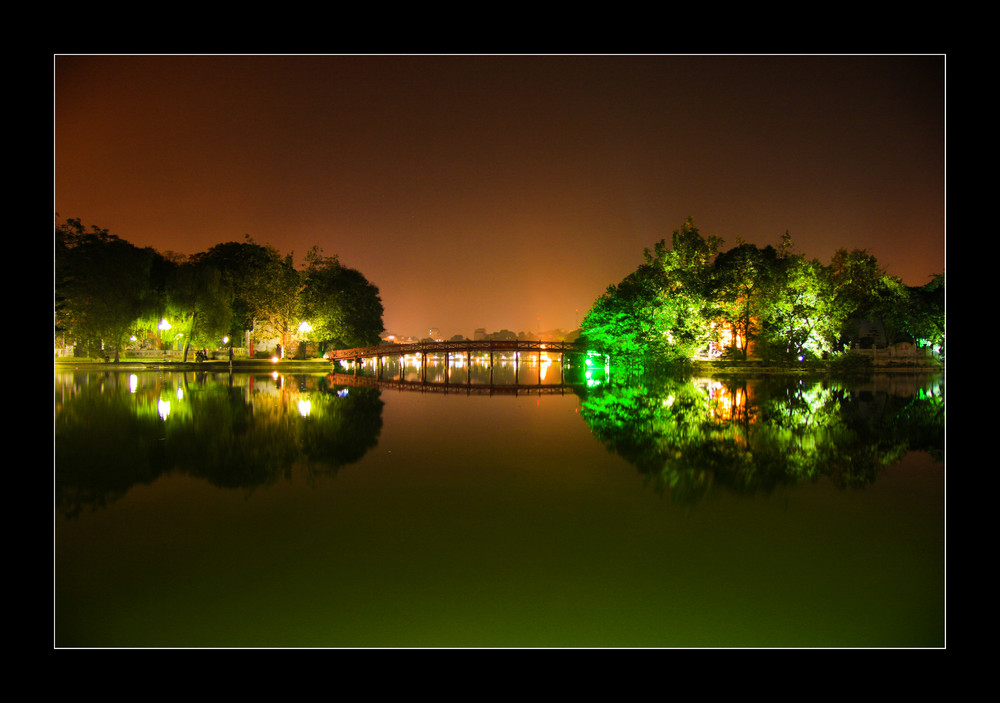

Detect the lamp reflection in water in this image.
[298,397,311,417]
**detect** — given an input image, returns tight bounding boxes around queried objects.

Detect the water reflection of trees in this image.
[577,373,944,504]
[54,372,384,518]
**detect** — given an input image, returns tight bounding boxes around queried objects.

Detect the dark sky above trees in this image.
[54,54,945,339]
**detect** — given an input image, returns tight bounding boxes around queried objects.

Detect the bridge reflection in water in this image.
[327,340,590,392]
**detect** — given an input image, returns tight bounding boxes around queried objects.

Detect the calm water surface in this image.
[54,362,944,647]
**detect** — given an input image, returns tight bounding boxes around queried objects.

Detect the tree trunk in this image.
[183,311,198,362]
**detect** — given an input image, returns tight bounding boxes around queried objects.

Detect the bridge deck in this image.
[327,339,586,361]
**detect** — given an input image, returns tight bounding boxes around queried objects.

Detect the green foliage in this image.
[583,218,721,364]
[56,219,385,357]
[298,247,385,350]
[164,257,234,359]
[708,243,779,359]
[581,220,944,367]
[581,265,668,365]
[195,237,299,343]
[55,218,161,361]
[758,252,843,358]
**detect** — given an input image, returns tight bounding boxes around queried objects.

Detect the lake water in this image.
[54,361,945,648]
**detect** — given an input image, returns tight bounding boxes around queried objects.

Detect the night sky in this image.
[54,54,945,339]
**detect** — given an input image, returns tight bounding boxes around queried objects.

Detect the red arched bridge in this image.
[327,339,587,364]
[327,339,590,386]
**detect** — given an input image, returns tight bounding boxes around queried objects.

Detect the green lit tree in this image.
[582,264,667,365]
[708,242,780,360]
[164,256,234,361]
[582,218,721,365]
[756,237,843,359]
[298,247,385,351]
[196,237,299,354]
[642,218,723,358]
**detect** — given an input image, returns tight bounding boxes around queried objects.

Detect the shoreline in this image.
[53,358,336,372]
[55,357,944,376]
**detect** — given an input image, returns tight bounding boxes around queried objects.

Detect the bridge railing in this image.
[327,339,587,361]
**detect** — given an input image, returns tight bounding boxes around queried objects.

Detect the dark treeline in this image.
[54,218,385,361]
[581,218,944,366]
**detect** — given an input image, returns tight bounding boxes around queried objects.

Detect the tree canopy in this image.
[55,219,384,358]
[581,218,944,366]
[583,218,724,363]
[56,218,161,361]
[298,247,385,350]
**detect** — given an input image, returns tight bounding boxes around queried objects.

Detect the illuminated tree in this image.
[708,243,780,359]
[582,264,668,364]
[642,218,723,357]
[298,247,385,351]
[164,256,234,360]
[757,244,843,359]
[582,218,721,364]
[196,237,298,353]
[583,221,941,367]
